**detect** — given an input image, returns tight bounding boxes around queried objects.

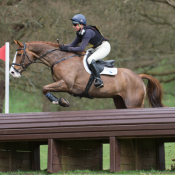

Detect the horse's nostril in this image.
[11,71,14,74]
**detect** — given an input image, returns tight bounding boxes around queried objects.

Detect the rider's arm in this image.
[66,37,80,47]
[68,29,95,52]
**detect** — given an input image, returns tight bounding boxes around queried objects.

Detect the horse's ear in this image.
[14,39,23,47]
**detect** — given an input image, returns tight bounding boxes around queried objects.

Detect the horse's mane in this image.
[27,41,86,54]
[27,41,59,47]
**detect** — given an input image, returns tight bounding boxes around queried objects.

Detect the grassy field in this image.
[165,143,175,170]
[2,87,175,174]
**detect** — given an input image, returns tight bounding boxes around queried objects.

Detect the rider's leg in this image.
[89,59,104,88]
[87,41,111,88]
[87,41,111,64]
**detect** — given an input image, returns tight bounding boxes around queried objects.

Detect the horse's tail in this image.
[139,74,164,107]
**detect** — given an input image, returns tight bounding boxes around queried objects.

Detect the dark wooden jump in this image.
[0,107,175,173]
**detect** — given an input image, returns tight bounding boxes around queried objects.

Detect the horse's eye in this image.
[17,54,21,56]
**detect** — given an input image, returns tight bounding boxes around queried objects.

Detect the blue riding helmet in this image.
[72,20,79,25]
[71,14,86,25]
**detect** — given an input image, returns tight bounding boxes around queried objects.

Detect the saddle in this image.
[88,59,115,72]
[70,53,116,99]
[86,52,115,73]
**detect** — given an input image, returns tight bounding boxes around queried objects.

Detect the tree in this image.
[0,0,175,112]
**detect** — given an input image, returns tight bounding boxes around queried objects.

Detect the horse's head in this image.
[10,40,36,78]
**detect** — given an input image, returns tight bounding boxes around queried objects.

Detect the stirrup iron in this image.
[94,78,104,88]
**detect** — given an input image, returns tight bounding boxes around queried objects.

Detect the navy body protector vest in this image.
[76,25,109,48]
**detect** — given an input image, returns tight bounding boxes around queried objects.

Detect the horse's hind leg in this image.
[121,90,145,109]
[113,96,127,109]
[43,80,70,107]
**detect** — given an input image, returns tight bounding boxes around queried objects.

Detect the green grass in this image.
[162,82,175,107]
[2,169,175,175]
[165,143,175,170]
[40,145,48,170]
[103,144,110,170]
[8,88,43,113]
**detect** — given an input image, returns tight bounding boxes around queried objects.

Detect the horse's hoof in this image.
[59,98,70,107]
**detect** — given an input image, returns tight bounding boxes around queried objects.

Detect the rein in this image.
[50,54,83,75]
[12,42,84,75]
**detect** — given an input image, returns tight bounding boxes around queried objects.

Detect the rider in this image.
[59,14,111,88]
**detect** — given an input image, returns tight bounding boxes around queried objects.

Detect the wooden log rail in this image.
[0,107,175,140]
[0,107,175,173]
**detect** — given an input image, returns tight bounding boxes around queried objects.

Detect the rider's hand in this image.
[59,44,69,52]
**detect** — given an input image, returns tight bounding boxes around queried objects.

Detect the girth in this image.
[69,74,94,99]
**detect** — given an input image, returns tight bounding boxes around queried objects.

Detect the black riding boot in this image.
[89,59,104,88]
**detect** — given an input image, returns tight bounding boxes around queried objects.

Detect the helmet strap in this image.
[78,24,82,32]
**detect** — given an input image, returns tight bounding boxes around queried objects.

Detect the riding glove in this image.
[60,45,69,52]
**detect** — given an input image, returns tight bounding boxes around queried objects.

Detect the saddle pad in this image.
[83,52,117,75]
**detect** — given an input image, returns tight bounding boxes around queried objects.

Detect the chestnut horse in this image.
[10,40,164,109]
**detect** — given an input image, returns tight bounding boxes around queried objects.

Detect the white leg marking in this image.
[52,101,59,105]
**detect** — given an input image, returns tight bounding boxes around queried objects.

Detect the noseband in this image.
[11,42,59,74]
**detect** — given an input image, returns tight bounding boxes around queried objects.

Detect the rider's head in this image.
[71,14,86,31]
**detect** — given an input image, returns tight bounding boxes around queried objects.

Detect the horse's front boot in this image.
[45,93,69,107]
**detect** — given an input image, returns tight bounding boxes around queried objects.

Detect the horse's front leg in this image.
[43,80,70,107]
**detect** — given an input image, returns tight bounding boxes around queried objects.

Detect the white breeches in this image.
[87,41,111,64]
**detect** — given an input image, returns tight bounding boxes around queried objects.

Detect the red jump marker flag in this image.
[0,45,5,61]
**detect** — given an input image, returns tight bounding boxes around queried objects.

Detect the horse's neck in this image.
[28,43,67,67]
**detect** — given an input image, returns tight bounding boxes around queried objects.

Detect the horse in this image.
[10,40,164,109]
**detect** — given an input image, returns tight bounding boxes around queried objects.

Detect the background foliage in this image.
[0,0,175,112]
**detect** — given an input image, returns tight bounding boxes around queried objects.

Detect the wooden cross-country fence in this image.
[0,108,175,173]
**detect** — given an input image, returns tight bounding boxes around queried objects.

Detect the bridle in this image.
[11,42,84,75]
[11,42,59,74]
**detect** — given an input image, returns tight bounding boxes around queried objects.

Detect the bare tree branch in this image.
[167,0,175,7]
[160,76,175,83]
[149,0,175,8]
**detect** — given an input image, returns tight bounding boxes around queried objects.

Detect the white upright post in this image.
[5,42,9,114]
